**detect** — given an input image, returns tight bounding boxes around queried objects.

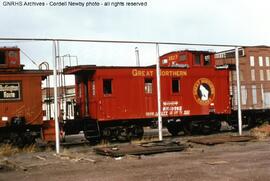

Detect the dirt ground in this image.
[0,130,270,181]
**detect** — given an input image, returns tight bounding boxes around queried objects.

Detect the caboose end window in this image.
[103,79,112,95]
[172,79,180,93]
[144,78,153,94]
[0,51,5,64]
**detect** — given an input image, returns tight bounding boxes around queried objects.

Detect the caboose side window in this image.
[204,55,211,66]
[91,80,95,96]
[0,51,5,64]
[194,54,201,65]
[103,79,112,95]
[180,54,186,61]
[172,79,180,93]
[144,78,153,94]
[162,59,168,64]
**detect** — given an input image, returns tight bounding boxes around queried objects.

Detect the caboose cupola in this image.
[0,47,21,69]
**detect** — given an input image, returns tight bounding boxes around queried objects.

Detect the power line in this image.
[20,49,39,67]
[0,37,251,48]
[0,40,35,44]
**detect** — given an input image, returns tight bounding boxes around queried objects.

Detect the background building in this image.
[215,46,270,110]
[42,85,76,121]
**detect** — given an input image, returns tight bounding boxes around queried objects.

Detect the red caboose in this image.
[64,50,230,142]
[0,47,52,145]
[160,50,230,134]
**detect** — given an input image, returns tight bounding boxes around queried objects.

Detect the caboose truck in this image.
[63,50,231,143]
[0,47,52,146]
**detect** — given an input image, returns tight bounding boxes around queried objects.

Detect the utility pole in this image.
[235,47,242,135]
[156,44,162,141]
[53,40,60,154]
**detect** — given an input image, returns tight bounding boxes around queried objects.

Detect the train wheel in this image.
[84,135,100,145]
[10,132,25,148]
[132,125,144,139]
[200,123,213,135]
[211,121,222,132]
[247,116,256,128]
[166,121,181,136]
[117,125,144,141]
[116,127,130,141]
[84,131,101,145]
[182,121,194,135]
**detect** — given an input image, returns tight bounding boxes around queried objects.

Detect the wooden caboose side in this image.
[67,66,188,121]
[0,71,50,126]
[66,66,230,120]
[64,51,230,141]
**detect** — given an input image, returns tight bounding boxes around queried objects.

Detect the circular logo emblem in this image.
[193,78,215,105]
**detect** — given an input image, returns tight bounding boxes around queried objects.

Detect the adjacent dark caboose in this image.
[0,47,51,145]
[64,50,230,142]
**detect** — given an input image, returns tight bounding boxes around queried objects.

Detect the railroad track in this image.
[60,127,243,148]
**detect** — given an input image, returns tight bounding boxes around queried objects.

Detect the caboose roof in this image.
[0,69,52,74]
[0,69,53,80]
[63,65,183,74]
[160,50,215,58]
[0,47,20,51]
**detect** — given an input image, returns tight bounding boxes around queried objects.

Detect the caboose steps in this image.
[83,120,101,144]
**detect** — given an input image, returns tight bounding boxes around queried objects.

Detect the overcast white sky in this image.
[0,0,270,69]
